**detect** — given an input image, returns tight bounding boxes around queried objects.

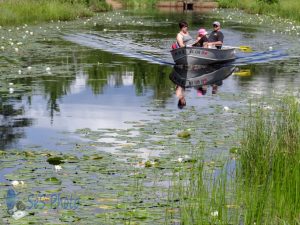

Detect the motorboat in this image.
[170,46,236,65]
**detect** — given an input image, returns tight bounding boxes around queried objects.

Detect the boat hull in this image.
[169,64,236,88]
[171,47,236,65]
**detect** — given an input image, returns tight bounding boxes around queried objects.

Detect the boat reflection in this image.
[169,64,236,88]
[169,64,236,109]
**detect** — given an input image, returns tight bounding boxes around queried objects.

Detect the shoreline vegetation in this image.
[121,0,300,23]
[218,0,300,22]
[0,0,111,26]
[1,0,300,26]
[168,96,300,224]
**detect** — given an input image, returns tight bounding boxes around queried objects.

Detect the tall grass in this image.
[121,0,157,8]
[167,96,300,224]
[218,0,300,22]
[0,0,110,26]
[238,97,300,224]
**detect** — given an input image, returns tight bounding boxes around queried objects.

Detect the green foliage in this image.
[121,0,158,8]
[168,96,300,224]
[237,97,300,224]
[0,0,110,26]
[257,0,278,4]
[218,0,300,22]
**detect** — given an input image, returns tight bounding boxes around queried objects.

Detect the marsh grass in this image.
[168,96,300,224]
[0,0,110,26]
[238,97,300,224]
[218,0,300,22]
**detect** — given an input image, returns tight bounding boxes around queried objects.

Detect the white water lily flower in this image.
[1,46,4,50]
[46,67,51,72]
[177,157,184,163]
[18,70,22,75]
[27,66,32,71]
[9,82,13,86]
[30,32,33,35]
[223,106,230,111]
[211,210,218,217]
[55,165,62,172]
[269,46,273,51]
[263,105,272,110]
[11,180,19,186]
[12,210,28,220]
[15,48,19,53]
[9,88,14,94]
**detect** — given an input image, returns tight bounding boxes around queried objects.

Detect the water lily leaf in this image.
[47,157,64,165]
[177,131,191,138]
[45,177,62,185]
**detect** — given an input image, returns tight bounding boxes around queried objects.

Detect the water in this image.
[1,8,300,155]
[1,8,300,224]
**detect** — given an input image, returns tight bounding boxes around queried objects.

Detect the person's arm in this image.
[202,36,208,48]
[192,36,201,46]
[176,33,185,47]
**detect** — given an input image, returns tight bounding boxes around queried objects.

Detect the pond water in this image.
[1,9,299,152]
[1,7,300,223]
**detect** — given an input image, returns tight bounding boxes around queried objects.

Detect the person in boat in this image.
[192,28,208,48]
[175,21,193,48]
[208,21,224,49]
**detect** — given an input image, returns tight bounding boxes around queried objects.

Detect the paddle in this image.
[225,45,253,52]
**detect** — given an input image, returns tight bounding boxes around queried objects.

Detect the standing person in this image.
[208,21,224,49]
[192,28,208,48]
[176,21,193,48]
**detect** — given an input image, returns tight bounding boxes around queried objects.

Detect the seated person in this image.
[192,28,208,48]
[176,21,193,48]
[208,21,224,49]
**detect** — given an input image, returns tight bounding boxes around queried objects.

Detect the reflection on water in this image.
[0,49,174,150]
[169,65,235,109]
[1,9,300,151]
[170,64,235,88]
[169,64,235,108]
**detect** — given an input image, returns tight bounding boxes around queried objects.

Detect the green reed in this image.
[237,97,300,224]
[0,0,110,26]
[167,96,300,224]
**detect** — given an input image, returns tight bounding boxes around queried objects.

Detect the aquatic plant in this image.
[237,96,300,224]
[168,96,300,224]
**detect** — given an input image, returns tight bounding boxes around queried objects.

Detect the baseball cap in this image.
[198,28,207,35]
[213,21,220,27]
